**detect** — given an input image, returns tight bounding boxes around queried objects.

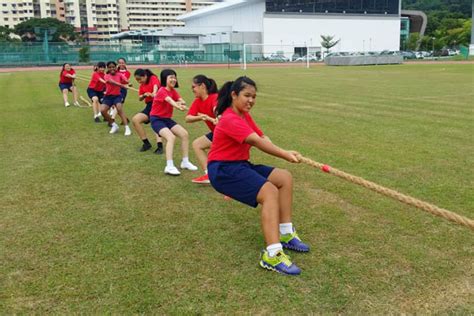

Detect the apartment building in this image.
[0,0,35,29]
[0,0,221,41]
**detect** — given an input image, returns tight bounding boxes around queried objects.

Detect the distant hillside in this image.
[402,0,472,18]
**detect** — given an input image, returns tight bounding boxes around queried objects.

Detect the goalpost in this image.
[241,43,322,70]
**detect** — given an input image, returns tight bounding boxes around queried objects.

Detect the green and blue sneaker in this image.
[280,231,310,252]
[259,250,301,275]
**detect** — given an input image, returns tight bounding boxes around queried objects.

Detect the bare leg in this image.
[71,86,79,103]
[62,89,69,104]
[115,103,129,125]
[256,182,280,246]
[158,128,176,161]
[100,104,113,124]
[192,135,212,171]
[170,124,189,158]
[267,168,293,224]
[132,113,149,140]
[92,96,100,116]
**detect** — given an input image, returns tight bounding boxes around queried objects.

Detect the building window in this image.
[265,0,399,15]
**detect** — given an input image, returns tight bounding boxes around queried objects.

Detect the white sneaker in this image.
[164,165,181,176]
[109,123,119,134]
[180,161,198,171]
[124,125,132,136]
[65,102,70,107]
[74,101,80,106]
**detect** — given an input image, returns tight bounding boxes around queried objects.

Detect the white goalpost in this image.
[241,43,322,70]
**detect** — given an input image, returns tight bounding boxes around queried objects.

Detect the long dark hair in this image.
[93,61,106,72]
[160,69,179,88]
[215,76,257,116]
[134,68,155,84]
[59,63,71,77]
[193,74,218,94]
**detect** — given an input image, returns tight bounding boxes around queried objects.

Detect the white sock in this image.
[204,169,208,174]
[182,157,189,164]
[266,243,283,257]
[112,122,118,128]
[166,160,174,168]
[279,223,293,235]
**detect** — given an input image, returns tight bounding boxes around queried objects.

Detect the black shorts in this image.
[87,88,104,101]
[141,102,153,123]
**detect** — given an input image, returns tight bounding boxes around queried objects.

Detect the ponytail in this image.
[215,76,257,116]
[134,68,155,84]
[193,74,218,94]
[215,81,234,116]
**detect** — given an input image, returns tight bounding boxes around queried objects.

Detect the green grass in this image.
[1,64,473,314]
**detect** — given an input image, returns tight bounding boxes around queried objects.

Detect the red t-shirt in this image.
[208,107,264,162]
[151,87,181,118]
[119,69,131,80]
[138,75,160,103]
[187,93,218,132]
[59,69,75,84]
[104,72,127,96]
[88,71,105,91]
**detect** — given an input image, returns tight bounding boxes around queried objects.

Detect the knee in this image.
[281,169,293,185]
[167,133,176,142]
[181,130,189,140]
[260,183,279,203]
[192,139,200,150]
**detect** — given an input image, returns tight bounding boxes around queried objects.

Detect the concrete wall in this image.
[263,14,401,54]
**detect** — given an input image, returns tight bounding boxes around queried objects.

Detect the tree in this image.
[14,18,79,42]
[320,35,340,54]
[0,26,20,42]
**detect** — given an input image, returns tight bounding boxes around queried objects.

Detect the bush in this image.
[79,46,90,63]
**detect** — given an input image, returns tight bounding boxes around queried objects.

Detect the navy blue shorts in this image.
[150,116,177,135]
[205,132,214,142]
[87,88,104,101]
[141,102,152,118]
[59,83,73,91]
[102,95,122,107]
[120,88,128,103]
[208,161,274,207]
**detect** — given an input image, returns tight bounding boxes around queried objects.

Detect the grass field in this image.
[1,63,473,314]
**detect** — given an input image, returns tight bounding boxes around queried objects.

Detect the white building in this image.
[179,0,402,57]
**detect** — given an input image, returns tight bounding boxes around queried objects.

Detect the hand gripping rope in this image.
[296,155,474,230]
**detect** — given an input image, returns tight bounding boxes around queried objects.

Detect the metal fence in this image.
[0,42,244,66]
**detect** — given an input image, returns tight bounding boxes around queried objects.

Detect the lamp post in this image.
[432,37,435,58]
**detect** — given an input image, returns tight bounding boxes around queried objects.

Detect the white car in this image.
[267,53,289,62]
[292,54,319,62]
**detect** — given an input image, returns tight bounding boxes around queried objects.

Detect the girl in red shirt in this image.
[87,62,106,122]
[132,68,163,153]
[150,69,198,176]
[207,76,310,276]
[185,74,218,184]
[58,63,79,107]
[101,61,132,136]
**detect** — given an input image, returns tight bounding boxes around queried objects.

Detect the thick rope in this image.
[297,155,474,230]
[75,75,140,93]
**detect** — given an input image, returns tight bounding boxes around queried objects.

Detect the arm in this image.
[245,133,299,163]
[165,96,186,111]
[107,78,128,89]
[65,73,76,79]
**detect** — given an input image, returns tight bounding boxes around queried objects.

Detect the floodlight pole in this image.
[43,29,50,63]
[243,44,247,70]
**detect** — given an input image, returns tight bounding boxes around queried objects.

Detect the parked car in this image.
[267,53,289,62]
[400,51,416,59]
[292,54,319,62]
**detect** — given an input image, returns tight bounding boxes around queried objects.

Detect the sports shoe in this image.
[280,231,310,252]
[192,174,210,184]
[154,147,163,155]
[259,250,301,275]
[124,125,132,136]
[74,101,81,107]
[164,165,181,176]
[65,102,70,107]
[109,123,119,134]
[94,116,101,123]
[140,142,152,152]
[180,161,198,171]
